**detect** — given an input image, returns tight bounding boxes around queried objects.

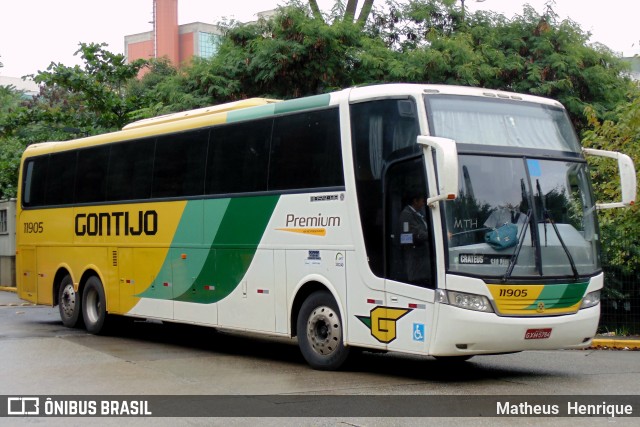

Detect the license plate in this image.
[525,328,552,339]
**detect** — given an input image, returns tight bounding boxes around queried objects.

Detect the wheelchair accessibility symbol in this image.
[413,323,425,342]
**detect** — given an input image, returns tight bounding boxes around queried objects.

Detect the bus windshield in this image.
[426,95,582,153]
[443,155,600,279]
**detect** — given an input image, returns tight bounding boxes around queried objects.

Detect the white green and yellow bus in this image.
[16,84,636,370]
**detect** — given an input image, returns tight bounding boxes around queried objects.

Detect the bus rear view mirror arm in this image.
[418,135,459,206]
[582,148,637,209]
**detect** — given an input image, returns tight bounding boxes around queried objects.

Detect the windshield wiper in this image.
[536,179,580,280]
[502,210,532,282]
[537,179,548,247]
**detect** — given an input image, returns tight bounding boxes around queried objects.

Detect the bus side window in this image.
[206,119,271,195]
[153,130,208,198]
[269,108,343,191]
[76,146,109,204]
[107,138,155,201]
[46,151,77,206]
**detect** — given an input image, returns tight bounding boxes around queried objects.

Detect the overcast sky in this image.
[1,0,638,78]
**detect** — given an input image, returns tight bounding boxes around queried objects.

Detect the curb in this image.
[0,286,36,307]
[590,338,640,350]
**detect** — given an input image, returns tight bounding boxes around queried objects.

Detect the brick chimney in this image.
[154,0,179,65]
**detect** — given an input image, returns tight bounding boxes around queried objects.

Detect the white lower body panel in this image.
[430,303,599,356]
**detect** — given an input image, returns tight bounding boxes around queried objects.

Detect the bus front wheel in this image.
[297,291,350,370]
[58,274,82,328]
[82,276,107,334]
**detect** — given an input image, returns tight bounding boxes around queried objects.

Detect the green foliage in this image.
[0,84,22,115]
[0,43,148,198]
[0,137,23,199]
[127,58,211,120]
[0,86,27,199]
[29,42,147,131]
[176,0,629,131]
[365,1,633,131]
[582,88,640,299]
[182,5,366,100]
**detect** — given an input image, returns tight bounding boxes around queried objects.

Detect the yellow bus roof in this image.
[122,98,281,130]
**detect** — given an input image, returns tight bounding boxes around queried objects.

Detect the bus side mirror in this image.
[583,148,637,209]
[418,135,459,206]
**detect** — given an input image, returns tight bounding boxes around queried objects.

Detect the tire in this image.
[58,274,83,328]
[82,276,107,334]
[297,291,350,370]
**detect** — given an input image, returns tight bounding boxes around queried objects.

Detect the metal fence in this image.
[599,229,640,335]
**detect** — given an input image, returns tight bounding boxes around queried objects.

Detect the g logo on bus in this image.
[356,306,411,344]
[537,302,545,313]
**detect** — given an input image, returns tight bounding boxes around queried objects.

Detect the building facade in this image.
[124,0,222,69]
[0,200,16,287]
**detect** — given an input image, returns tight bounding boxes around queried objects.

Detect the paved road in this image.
[1,290,638,426]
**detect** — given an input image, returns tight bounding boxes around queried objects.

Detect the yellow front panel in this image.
[487,283,588,316]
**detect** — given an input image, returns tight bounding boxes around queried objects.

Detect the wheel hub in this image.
[61,285,76,318]
[306,305,341,357]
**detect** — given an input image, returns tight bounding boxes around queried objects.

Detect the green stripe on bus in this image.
[274,94,331,115]
[138,196,279,303]
[172,199,230,298]
[227,103,277,122]
[525,282,588,310]
[173,195,279,303]
[226,94,330,122]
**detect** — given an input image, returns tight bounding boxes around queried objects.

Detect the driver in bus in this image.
[399,190,430,284]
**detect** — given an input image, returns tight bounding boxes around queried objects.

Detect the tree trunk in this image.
[356,0,375,27]
[308,0,323,21]
[344,0,358,22]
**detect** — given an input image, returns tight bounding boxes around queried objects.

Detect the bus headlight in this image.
[580,290,601,309]
[436,289,494,313]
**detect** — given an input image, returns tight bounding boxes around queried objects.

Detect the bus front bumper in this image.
[430,303,600,356]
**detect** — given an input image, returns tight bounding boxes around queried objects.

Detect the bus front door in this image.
[383,157,436,355]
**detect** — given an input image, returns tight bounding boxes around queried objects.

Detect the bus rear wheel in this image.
[82,276,107,334]
[58,274,82,328]
[297,291,350,370]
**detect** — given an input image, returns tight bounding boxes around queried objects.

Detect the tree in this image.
[582,87,640,333]
[29,42,147,132]
[177,0,632,134]
[183,5,367,100]
[0,137,23,199]
[309,0,375,26]
[582,88,640,309]
[365,1,633,131]
[0,43,148,197]
[127,58,212,120]
[0,86,27,199]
